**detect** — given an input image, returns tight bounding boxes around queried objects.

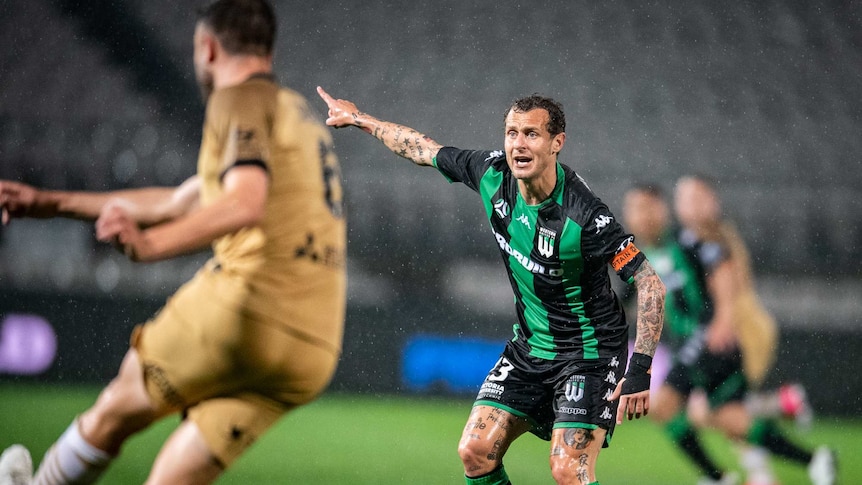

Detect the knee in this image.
[549,455,589,485]
[713,404,751,440]
[458,439,498,476]
[80,381,158,451]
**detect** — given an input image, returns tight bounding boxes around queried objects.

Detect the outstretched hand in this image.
[95,200,149,261]
[316,86,365,130]
[0,180,40,224]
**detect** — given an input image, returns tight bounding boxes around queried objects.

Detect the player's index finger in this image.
[316,86,334,104]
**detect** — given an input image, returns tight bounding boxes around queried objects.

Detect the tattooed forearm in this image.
[363,117,441,166]
[633,260,665,357]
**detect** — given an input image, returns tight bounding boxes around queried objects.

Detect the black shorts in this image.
[665,345,748,408]
[473,341,626,446]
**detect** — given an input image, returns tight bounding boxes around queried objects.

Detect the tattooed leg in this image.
[458,405,530,477]
[549,427,606,485]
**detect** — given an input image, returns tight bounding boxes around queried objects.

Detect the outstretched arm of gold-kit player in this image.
[0,176,200,226]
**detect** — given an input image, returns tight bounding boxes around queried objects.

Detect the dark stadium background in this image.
[1,1,860,415]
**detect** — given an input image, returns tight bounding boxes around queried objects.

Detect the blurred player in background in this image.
[318,87,665,485]
[622,180,835,485]
[673,177,812,429]
[0,1,346,484]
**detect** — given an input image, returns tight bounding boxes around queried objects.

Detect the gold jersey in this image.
[719,222,777,388]
[197,74,346,353]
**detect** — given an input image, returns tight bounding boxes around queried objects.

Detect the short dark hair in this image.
[628,182,666,199]
[507,95,566,136]
[197,0,276,57]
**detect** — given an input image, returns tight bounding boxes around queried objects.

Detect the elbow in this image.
[657,277,667,299]
[225,192,267,230]
[644,272,666,300]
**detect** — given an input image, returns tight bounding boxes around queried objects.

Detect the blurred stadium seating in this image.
[1,0,860,410]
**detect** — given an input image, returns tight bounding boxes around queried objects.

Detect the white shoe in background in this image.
[0,445,32,485]
[807,446,837,485]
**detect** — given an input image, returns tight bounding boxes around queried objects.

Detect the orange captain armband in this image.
[611,241,641,273]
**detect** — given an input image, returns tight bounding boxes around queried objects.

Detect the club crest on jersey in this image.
[494,199,510,219]
[538,227,557,257]
[565,375,586,402]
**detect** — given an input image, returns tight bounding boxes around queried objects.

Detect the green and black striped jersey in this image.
[640,229,712,350]
[434,147,645,361]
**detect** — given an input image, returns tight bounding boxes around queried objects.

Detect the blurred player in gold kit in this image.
[0,1,346,483]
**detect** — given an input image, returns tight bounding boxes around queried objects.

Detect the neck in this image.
[213,55,273,90]
[518,165,558,205]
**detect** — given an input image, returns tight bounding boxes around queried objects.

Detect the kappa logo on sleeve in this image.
[485,150,503,162]
[594,214,613,233]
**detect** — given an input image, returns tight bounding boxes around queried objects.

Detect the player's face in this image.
[623,190,669,245]
[504,108,565,182]
[193,23,215,101]
[674,178,720,231]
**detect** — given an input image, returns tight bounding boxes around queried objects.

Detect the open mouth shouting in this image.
[512,154,533,169]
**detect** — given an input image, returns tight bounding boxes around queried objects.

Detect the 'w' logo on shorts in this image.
[565,375,585,402]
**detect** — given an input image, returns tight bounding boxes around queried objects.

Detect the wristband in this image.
[620,353,652,395]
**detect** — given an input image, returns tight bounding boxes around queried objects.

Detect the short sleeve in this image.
[581,204,645,283]
[208,87,272,178]
[433,147,504,193]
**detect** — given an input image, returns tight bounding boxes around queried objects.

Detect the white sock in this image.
[739,445,775,485]
[33,419,112,485]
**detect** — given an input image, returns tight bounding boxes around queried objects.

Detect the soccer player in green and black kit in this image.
[317,87,666,485]
[622,182,836,485]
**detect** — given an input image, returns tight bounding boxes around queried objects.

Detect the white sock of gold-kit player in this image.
[738,445,775,485]
[33,420,111,485]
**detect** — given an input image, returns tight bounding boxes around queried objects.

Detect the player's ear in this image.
[194,23,218,64]
[552,132,566,155]
[203,32,218,63]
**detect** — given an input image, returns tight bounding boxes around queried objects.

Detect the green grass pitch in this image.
[0,384,858,484]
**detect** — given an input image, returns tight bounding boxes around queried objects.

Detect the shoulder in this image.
[438,147,505,163]
[559,165,608,222]
[208,77,279,114]
[436,147,509,175]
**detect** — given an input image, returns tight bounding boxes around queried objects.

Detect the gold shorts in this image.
[131,264,339,465]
